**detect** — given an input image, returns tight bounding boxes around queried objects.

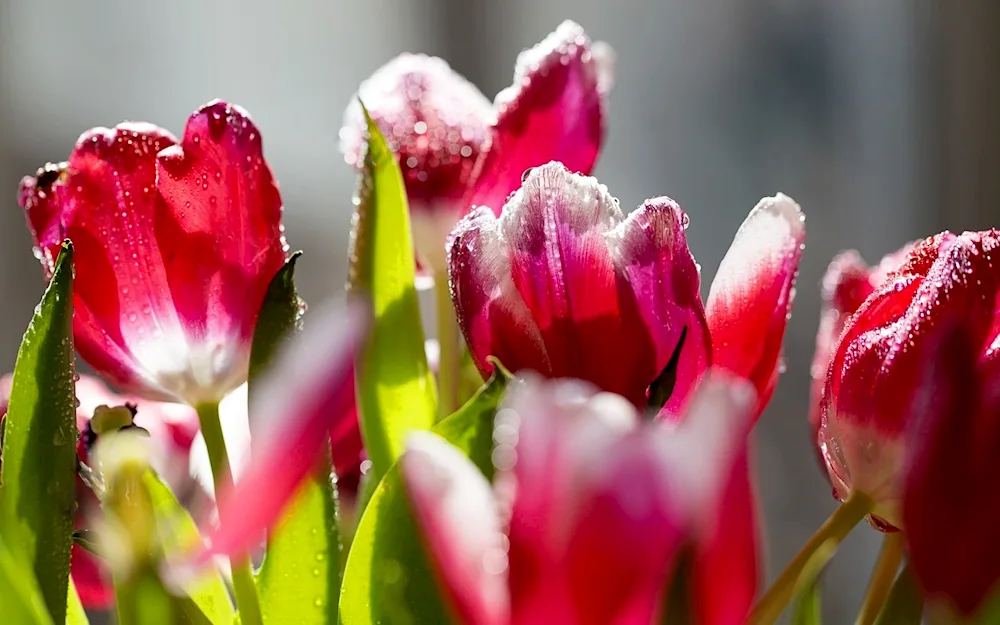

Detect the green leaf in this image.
[339,371,507,625]
[873,563,923,625]
[0,241,77,621]
[144,473,234,622]
[348,105,437,482]
[248,252,304,414]
[257,460,342,623]
[67,581,89,625]
[0,533,53,625]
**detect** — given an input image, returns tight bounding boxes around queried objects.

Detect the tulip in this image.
[902,323,1000,618]
[807,244,913,453]
[399,371,756,625]
[340,20,613,273]
[0,374,199,610]
[449,161,804,415]
[18,100,288,407]
[818,230,1000,530]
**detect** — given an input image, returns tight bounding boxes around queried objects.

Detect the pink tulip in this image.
[400,372,756,625]
[341,21,612,272]
[19,100,288,406]
[0,374,199,609]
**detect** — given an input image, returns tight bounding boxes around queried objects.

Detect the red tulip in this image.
[400,372,756,625]
[19,100,288,406]
[900,322,1000,618]
[0,374,199,609]
[818,230,1000,529]
[807,244,913,453]
[341,20,613,272]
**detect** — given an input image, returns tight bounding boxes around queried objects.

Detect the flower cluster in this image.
[0,17,997,625]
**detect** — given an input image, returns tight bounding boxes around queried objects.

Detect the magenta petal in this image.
[498,377,640,620]
[706,194,805,408]
[903,325,1000,617]
[609,197,710,413]
[564,430,686,625]
[401,432,509,625]
[71,542,114,609]
[199,297,370,561]
[448,206,550,379]
[465,21,613,216]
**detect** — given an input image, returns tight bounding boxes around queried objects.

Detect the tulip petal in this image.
[18,163,69,277]
[608,197,710,414]
[466,21,612,216]
[498,376,640,620]
[448,207,551,378]
[662,372,758,625]
[200,297,369,561]
[43,123,183,400]
[706,194,805,405]
[903,324,1000,617]
[154,100,288,401]
[505,164,663,404]
[400,432,509,625]
[70,543,113,609]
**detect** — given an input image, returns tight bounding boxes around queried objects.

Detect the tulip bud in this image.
[342,20,613,274]
[818,230,1000,529]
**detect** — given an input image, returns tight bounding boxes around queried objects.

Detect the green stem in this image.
[435,270,461,419]
[196,402,263,625]
[749,492,873,625]
[856,531,906,625]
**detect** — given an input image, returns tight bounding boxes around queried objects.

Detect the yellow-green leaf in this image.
[0,241,76,621]
[67,581,89,625]
[0,533,53,625]
[145,473,234,622]
[257,461,342,623]
[339,371,507,625]
[348,105,437,483]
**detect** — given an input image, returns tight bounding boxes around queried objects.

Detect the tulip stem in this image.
[749,492,873,625]
[196,402,264,625]
[856,531,906,625]
[435,270,461,419]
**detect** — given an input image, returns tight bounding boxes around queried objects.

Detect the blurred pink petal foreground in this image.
[19,100,288,406]
[1,374,199,609]
[341,20,613,271]
[401,372,756,625]
[194,297,370,562]
[818,230,1000,529]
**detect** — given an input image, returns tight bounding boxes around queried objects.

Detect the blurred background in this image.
[1,0,998,622]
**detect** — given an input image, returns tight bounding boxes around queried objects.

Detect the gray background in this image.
[1,0,998,622]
